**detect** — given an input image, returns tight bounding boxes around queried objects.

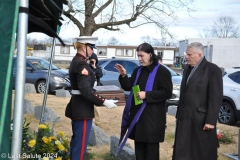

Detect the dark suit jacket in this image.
[173,57,223,160]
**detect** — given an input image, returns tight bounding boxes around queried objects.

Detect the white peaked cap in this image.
[75,36,98,44]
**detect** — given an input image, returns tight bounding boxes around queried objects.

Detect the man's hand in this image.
[103,99,118,109]
[203,123,214,130]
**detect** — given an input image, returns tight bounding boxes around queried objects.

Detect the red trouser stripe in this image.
[80,120,87,160]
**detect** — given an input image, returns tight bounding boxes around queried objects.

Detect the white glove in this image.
[103,99,118,109]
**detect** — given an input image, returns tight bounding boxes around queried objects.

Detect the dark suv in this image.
[13,56,71,93]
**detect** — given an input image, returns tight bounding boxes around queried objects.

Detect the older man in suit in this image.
[172,42,223,160]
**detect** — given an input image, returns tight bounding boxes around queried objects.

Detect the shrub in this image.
[217,129,234,145]
[11,119,70,160]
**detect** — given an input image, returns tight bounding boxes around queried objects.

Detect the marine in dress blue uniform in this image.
[65,36,118,160]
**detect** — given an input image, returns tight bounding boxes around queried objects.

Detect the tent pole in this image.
[11,0,29,159]
[39,37,56,124]
[238,128,240,160]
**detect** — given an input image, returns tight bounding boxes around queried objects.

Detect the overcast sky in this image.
[29,0,240,45]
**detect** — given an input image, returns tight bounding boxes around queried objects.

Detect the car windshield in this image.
[28,59,59,70]
[98,60,108,66]
[161,64,178,76]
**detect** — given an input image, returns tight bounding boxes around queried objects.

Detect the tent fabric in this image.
[28,14,65,45]
[0,0,67,156]
[28,0,68,45]
[0,0,19,157]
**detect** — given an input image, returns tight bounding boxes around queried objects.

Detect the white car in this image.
[224,68,240,74]
[218,70,240,125]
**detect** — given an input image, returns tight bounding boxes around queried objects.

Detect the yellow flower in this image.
[38,124,47,129]
[48,136,53,142]
[52,136,57,140]
[28,139,36,148]
[57,144,65,151]
[55,140,61,145]
[59,131,65,137]
[42,157,49,160]
[54,157,62,160]
[42,136,49,144]
[65,148,68,153]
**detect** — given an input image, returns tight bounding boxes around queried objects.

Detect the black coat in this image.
[65,54,105,119]
[172,58,223,160]
[119,63,172,143]
[90,65,103,86]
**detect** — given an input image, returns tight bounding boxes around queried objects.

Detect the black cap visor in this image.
[86,43,97,49]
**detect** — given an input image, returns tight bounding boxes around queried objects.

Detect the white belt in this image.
[71,90,81,95]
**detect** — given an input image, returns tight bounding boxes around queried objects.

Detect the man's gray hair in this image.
[187,42,204,54]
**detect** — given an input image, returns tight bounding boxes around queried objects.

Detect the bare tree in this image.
[63,0,194,38]
[140,35,166,46]
[27,37,54,45]
[199,16,239,38]
[27,37,41,45]
[38,37,75,45]
[41,37,54,45]
[107,36,119,44]
[141,35,152,44]
[212,16,239,38]
[152,38,164,46]
[198,28,212,38]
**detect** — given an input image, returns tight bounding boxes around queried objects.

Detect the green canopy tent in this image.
[0,0,67,158]
[27,0,67,45]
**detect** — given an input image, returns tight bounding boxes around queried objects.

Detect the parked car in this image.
[218,70,240,125]
[224,68,240,74]
[13,56,71,93]
[98,58,182,101]
[181,58,188,69]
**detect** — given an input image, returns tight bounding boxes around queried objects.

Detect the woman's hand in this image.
[114,63,127,77]
[89,59,97,69]
[137,91,146,100]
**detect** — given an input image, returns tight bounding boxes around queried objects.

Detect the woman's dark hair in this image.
[89,53,98,65]
[136,43,158,65]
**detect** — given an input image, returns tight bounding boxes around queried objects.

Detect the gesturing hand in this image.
[114,63,127,77]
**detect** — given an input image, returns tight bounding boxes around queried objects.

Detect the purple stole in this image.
[118,63,160,153]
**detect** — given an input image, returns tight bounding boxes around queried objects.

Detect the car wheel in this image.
[36,80,46,94]
[218,101,236,125]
